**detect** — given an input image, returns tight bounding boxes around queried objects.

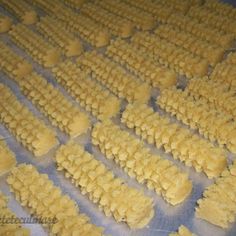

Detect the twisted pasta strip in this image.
[166,12,234,48]
[80,3,133,38]
[0,138,16,176]
[92,120,192,205]
[35,16,83,57]
[79,51,150,103]
[94,0,155,30]
[186,78,236,118]
[204,0,236,20]
[121,103,227,178]
[210,62,236,91]
[122,0,173,23]
[56,142,154,228]
[155,25,225,66]
[59,0,86,10]
[131,32,208,78]
[51,61,120,120]
[225,52,236,65]
[0,14,12,33]
[157,88,236,153]
[9,24,61,68]
[169,225,196,236]
[0,41,33,81]
[187,6,236,36]
[19,72,90,137]
[0,191,30,235]
[7,164,104,235]
[106,39,177,89]
[196,161,236,228]
[0,0,37,25]
[0,84,58,156]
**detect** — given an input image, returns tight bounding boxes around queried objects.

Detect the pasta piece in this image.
[60,0,86,10]
[225,52,236,65]
[0,138,16,176]
[79,51,151,103]
[0,0,37,25]
[166,12,234,48]
[80,3,133,38]
[106,39,177,89]
[0,14,12,33]
[186,78,236,118]
[51,60,120,120]
[0,84,58,156]
[157,88,236,153]
[9,24,61,68]
[131,32,208,78]
[169,225,196,236]
[210,62,236,91]
[30,0,59,15]
[204,0,236,20]
[187,6,236,36]
[0,41,33,81]
[56,142,154,228]
[0,191,30,235]
[196,161,236,228]
[92,120,192,205]
[36,16,83,57]
[122,103,227,178]
[155,25,225,66]
[7,164,104,235]
[19,72,90,137]
[94,0,155,30]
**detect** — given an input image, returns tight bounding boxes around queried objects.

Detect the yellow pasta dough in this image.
[225,52,236,65]
[0,41,33,81]
[0,84,58,156]
[19,72,90,137]
[9,24,61,68]
[169,225,196,236]
[60,0,86,10]
[0,191,30,235]
[51,60,120,120]
[0,14,12,33]
[0,138,16,176]
[56,141,154,228]
[196,161,236,228]
[106,39,177,89]
[92,120,192,205]
[79,51,151,103]
[7,164,104,235]
[122,103,227,178]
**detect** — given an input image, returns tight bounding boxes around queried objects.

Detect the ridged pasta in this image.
[0,138,16,176]
[0,191,30,235]
[35,16,83,57]
[121,103,227,178]
[0,41,33,81]
[81,3,133,38]
[131,32,208,78]
[187,6,236,36]
[0,84,58,156]
[0,14,12,33]
[19,72,90,137]
[166,12,234,48]
[56,142,154,228]
[196,161,236,228]
[157,88,236,153]
[204,0,236,20]
[210,62,236,91]
[169,225,196,236]
[30,0,58,15]
[155,25,225,66]
[51,61,120,120]
[106,39,177,89]
[7,164,104,235]
[9,24,61,68]
[186,78,236,118]
[94,0,155,30]
[60,0,86,10]
[79,51,151,103]
[0,0,37,25]
[92,120,192,205]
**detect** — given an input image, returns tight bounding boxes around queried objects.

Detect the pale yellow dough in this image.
[169,225,196,236]
[0,14,12,33]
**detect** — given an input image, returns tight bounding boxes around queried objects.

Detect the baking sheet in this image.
[0,1,236,236]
